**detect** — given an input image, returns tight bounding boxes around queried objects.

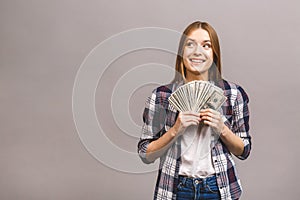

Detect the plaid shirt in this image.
[138,79,251,200]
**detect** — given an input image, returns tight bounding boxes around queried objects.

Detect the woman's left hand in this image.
[200,108,225,135]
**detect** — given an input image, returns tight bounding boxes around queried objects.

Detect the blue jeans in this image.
[176,175,221,200]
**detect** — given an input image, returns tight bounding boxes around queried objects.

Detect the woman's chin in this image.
[191,65,209,74]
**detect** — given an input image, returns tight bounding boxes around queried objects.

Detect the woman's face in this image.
[183,28,213,81]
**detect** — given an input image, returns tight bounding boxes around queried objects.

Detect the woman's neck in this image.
[185,72,208,82]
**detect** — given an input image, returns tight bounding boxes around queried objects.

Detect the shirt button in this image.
[195,180,199,184]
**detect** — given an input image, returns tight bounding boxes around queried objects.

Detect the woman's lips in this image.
[189,58,206,65]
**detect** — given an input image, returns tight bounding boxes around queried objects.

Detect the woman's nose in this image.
[193,45,204,55]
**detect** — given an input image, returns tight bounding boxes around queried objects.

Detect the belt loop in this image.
[203,177,207,186]
[182,176,187,186]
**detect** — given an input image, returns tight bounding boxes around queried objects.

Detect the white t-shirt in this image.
[179,123,218,178]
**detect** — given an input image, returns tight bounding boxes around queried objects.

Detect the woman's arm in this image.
[218,125,244,156]
[145,126,178,163]
[200,85,251,159]
[138,86,201,164]
[146,112,201,162]
[200,109,244,156]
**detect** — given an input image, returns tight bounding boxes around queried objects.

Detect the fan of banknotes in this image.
[168,81,226,112]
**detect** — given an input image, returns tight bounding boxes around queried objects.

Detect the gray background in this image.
[1,0,300,199]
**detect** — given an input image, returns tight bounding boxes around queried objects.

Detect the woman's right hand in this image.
[172,111,201,136]
[145,111,201,162]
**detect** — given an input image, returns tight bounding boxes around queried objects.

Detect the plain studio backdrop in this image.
[1,0,299,199]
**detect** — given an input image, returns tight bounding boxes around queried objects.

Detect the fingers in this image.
[200,108,219,116]
[200,109,223,133]
[202,117,219,127]
[175,109,223,134]
[200,109,221,121]
[181,111,201,118]
[178,112,201,125]
[175,112,201,133]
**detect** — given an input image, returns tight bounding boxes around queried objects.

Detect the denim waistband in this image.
[178,174,217,186]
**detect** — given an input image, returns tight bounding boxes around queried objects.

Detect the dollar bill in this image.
[203,89,227,110]
[168,81,227,112]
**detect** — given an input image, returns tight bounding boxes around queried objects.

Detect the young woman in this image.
[138,21,251,200]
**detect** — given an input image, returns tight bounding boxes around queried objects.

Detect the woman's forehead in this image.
[186,28,211,42]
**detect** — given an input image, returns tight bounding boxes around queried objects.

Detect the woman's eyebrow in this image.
[186,38,196,42]
[186,38,211,43]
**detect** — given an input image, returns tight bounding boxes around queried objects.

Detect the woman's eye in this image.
[203,43,211,48]
[186,41,195,47]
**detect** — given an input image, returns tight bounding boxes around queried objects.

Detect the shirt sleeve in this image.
[232,86,252,160]
[137,89,168,164]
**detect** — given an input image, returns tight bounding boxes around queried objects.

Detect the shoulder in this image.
[148,81,182,107]
[218,79,249,104]
[152,81,182,96]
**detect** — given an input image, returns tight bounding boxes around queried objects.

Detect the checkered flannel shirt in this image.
[138,79,251,200]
